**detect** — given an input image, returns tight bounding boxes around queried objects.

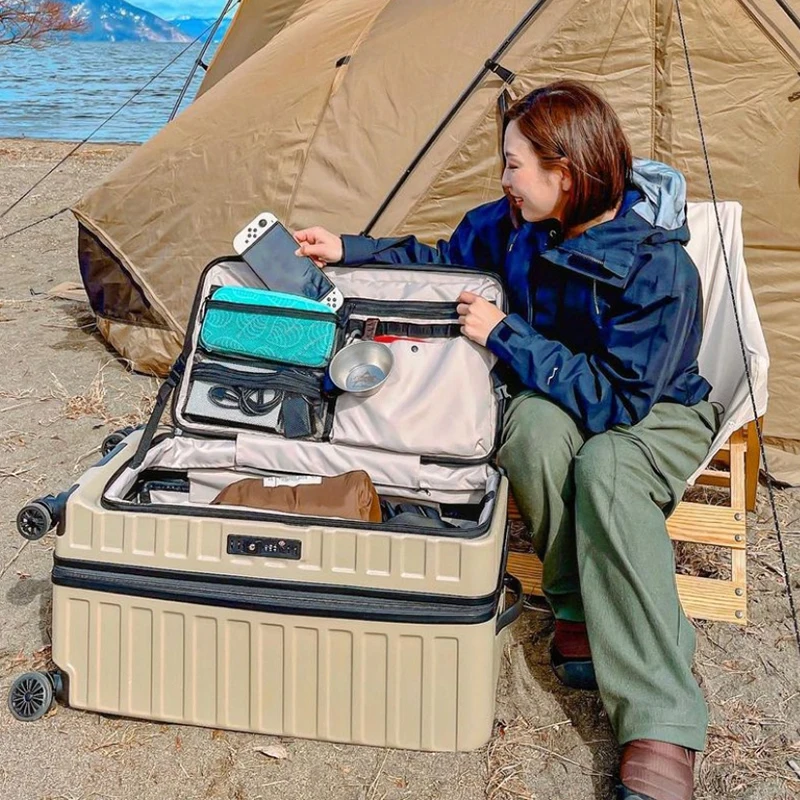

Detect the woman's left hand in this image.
[457,291,507,347]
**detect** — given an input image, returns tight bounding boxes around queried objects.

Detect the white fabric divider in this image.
[235,433,422,489]
[684,201,770,482]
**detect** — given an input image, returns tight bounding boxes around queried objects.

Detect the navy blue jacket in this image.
[341,167,711,434]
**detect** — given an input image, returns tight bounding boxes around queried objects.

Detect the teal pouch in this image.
[199,286,338,368]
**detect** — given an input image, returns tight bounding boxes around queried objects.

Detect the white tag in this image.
[262,475,323,488]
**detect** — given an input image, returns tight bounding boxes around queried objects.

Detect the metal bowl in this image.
[328,340,394,397]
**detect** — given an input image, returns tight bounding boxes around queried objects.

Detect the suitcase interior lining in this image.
[171,262,504,464]
[103,435,500,530]
[119,467,492,530]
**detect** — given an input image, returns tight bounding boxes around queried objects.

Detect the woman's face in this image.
[502,119,571,224]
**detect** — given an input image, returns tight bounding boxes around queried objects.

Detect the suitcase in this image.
[12,258,521,752]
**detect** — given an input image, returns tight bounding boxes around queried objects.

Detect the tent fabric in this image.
[196,0,307,97]
[72,0,800,479]
[684,201,769,483]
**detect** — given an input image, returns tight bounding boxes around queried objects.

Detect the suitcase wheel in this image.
[101,426,137,456]
[16,502,54,541]
[8,671,56,722]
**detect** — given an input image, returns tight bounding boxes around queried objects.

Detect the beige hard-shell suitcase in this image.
[12,260,521,751]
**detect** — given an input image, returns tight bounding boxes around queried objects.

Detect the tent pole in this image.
[361,0,549,235]
[773,0,800,31]
[168,0,239,122]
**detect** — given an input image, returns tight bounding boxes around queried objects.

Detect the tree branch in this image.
[0,1,86,48]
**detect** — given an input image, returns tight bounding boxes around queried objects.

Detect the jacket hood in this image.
[540,159,690,288]
[630,158,687,232]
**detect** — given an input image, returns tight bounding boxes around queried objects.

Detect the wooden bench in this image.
[506,421,760,625]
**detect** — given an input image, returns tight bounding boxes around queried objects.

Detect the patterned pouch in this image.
[199,286,338,368]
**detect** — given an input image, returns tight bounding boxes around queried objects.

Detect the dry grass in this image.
[682,483,731,506]
[49,363,157,429]
[697,716,800,798]
[486,718,535,800]
[674,541,732,580]
[86,721,163,759]
[0,428,27,452]
[0,644,55,679]
[486,716,614,800]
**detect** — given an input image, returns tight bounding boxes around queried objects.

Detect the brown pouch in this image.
[210,470,382,523]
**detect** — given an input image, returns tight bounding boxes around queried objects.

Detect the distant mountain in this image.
[170,16,232,43]
[68,1,191,42]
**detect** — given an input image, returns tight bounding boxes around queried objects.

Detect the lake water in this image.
[0,41,217,144]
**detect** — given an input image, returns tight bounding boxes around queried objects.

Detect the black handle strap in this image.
[130,354,187,469]
[496,573,524,633]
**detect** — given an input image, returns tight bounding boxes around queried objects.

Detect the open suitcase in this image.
[12,258,521,752]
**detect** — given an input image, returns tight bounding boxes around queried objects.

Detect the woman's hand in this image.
[457,291,506,347]
[293,226,343,266]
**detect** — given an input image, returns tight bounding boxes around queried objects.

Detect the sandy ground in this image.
[0,137,798,800]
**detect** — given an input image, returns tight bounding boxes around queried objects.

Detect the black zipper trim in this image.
[52,557,502,625]
[205,298,337,323]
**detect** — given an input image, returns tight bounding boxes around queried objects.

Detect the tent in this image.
[72,0,800,477]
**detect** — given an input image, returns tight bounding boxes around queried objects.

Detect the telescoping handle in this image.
[496,573,524,633]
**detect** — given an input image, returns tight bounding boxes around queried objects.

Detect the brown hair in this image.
[504,80,632,228]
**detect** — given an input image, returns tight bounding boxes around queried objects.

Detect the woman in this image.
[295,80,716,800]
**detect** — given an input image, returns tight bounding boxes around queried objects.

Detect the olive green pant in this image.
[497,393,719,751]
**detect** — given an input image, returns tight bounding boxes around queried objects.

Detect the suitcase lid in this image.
[164,257,507,468]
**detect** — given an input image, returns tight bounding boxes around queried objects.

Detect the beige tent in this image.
[72,0,800,475]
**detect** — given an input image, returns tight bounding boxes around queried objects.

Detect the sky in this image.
[132,1,233,19]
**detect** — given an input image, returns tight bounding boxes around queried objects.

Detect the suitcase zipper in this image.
[102,490,493,539]
[205,299,337,322]
[52,557,504,625]
[343,299,459,318]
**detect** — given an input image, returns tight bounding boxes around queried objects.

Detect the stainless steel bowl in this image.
[328,340,394,397]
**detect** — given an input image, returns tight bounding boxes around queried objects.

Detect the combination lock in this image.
[227,535,302,560]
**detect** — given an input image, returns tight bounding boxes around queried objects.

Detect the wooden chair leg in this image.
[744,419,761,513]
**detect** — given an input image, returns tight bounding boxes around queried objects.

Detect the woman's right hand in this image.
[293,226,343,266]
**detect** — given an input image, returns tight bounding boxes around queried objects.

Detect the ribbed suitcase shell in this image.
[51,432,513,750]
[53,585,508,752]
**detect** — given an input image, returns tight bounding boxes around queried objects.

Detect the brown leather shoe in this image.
[617,739,696,800]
